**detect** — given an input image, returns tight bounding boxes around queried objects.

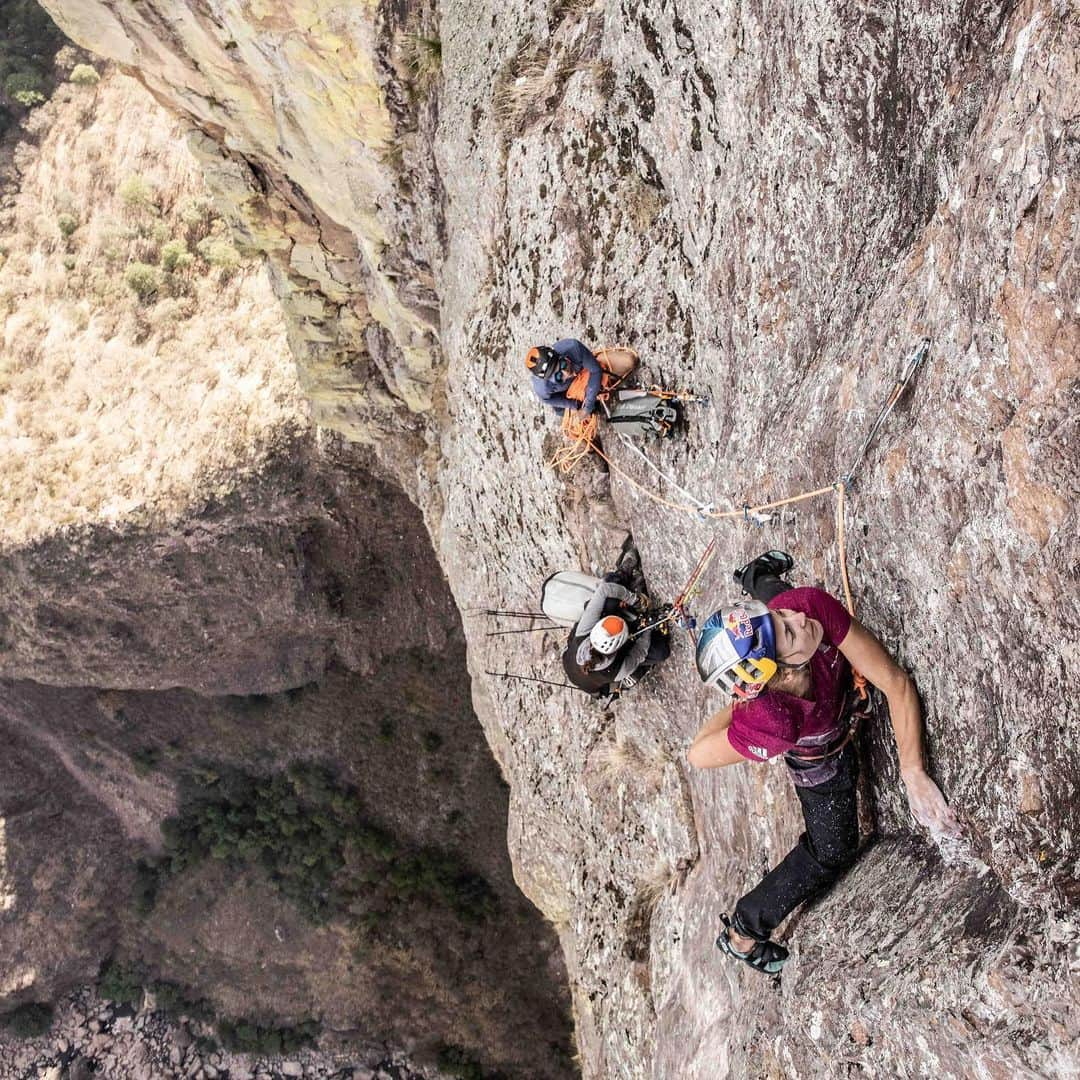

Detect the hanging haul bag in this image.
[540,571,601,626]
[605,390,680,438]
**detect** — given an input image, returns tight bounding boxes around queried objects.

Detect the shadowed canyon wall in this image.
[6,0,1080,1076]
[0,65,572,1080]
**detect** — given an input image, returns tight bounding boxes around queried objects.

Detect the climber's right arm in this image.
[687,706,744,769]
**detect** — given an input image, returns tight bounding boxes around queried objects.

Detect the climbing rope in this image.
[549,339,929,523]
[834,480,869,698]
[550,339,931,698]
[545,346,637,474]
[548,410,600,474]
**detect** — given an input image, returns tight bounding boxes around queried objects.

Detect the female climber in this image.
[687,550,962,976]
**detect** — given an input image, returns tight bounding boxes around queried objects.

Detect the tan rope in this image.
[835,480,869,698]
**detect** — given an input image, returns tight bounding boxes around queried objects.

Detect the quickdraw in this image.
[629,538,719,643]
[840,338,930,488]
[644,385,710,406]
[671,538,719,639]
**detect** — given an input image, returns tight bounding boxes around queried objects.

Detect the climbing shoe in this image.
[716,913,788,976]
[733,549,794,590]
[616,534,641,577]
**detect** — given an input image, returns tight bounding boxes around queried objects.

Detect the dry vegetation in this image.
[0,70,306,550]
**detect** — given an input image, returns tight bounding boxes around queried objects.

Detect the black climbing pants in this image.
[733,746,860,940]
[731,551,860,940]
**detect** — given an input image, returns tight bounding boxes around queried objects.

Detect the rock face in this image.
[15,0,1080,1077]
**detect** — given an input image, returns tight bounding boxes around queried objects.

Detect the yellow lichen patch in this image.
[44,0,440,434]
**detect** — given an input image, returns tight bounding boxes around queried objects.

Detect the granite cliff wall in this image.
[13,0,1080,1076]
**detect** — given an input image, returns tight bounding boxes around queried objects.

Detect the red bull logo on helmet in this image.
[724,608,753,640]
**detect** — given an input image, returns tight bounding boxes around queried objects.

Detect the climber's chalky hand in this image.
[902,768,962,838]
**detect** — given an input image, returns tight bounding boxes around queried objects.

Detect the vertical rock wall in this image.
[39,0,445,445]
[433,0,1078,1075]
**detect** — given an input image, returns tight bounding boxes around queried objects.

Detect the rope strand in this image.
[539,339,929,705]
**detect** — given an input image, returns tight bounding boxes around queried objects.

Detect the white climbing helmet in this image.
[589,615,629,655]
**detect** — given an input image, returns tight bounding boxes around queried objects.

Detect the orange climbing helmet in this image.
[589,615,629,655]
[525,345,561,380]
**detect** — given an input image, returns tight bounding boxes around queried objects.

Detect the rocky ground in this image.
[0,989,430,1080]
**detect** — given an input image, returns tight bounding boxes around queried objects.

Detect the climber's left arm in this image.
[839,619,962,837]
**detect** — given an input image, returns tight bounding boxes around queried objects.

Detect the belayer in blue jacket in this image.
[524,339,637,416]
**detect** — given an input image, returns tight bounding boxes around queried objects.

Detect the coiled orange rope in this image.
[547,411,600,474]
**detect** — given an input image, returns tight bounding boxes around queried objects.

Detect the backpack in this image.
[540,571,601,626]
[605,390,680,438]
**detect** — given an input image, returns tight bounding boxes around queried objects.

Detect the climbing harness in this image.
[546,346,706,473]
[785,685,874,763]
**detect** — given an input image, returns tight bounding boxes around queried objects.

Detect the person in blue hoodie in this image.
[524,339,637,416]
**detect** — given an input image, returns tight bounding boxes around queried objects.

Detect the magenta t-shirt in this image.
[726,587,853,762]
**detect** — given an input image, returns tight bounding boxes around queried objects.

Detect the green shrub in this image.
[147,981,212,1023]
[0,1003,54,1038]
[69,64,100,87]
[147,763,497,925]
[130,745,161,776]
[4,71,42,99]
[133,858,161,915]
[57,213,78,237]
[436,1044,504,1080]
[123,262,161,301]
[176,195,216,239]
[401,34,442,93]
[117,175,156,212]
[10,87,44,108]
[97,960,144,1006]
[420,730,443,752]
[62,255,76,271]
[160,239,193,272]
[196,237,240,273]
[377,719,396,743]
[216,1017,320,1056]
[0,2,64,135]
